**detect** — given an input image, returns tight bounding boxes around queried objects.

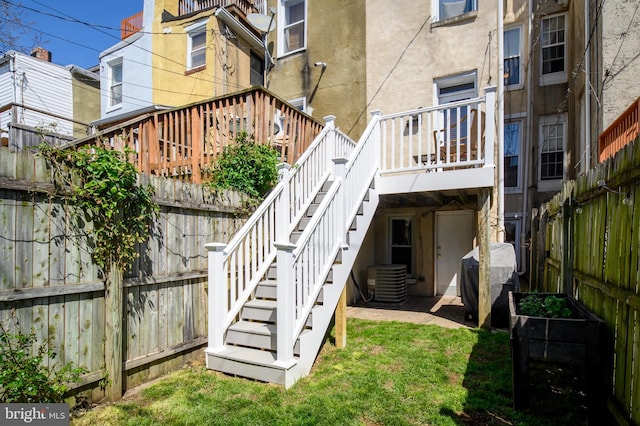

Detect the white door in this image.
[435,211,474,296]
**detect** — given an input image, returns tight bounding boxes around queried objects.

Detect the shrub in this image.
[0,311,86,403]
[207,132,279,199]
[518,293,572,318]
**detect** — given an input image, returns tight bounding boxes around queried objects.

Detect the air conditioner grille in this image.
[374,264,407,303]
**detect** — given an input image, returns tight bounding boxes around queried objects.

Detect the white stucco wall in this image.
[601,1,640,127]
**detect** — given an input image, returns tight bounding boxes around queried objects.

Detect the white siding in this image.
[0,61,14,132]
[13,54,74,136]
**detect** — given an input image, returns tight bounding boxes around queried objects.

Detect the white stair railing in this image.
[206,116,357,354]
[274,111,382,365]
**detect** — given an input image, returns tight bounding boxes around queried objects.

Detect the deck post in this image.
[478,188,492,328]
[335,286,347,348]
[206,243,227,353]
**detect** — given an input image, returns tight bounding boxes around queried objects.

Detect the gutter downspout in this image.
[520,0,533,275]
[585,0,591,170]
[497,0,505,242]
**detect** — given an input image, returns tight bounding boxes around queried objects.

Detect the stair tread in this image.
[245,299,277,309]
[229,320,276,335]
[213,346,287,368]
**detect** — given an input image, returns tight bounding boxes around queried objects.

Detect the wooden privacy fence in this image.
[0,148,247,402]
[530,137,640,424]
[69,87,324,184]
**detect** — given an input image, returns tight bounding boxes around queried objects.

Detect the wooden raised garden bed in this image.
[509,292,604,421]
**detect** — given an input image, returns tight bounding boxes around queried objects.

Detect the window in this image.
[435,71,477,145]
[186,21,207,70]
[108,58,123,108]
[504,27,522,88]
[504,119,522,190]
[279,0,306,56]
[539,114,566,189]
[436,0,477,21]
[390,218,413,275]
[250,51,264,86]
[540,14,566,85]
[288,97,306,112]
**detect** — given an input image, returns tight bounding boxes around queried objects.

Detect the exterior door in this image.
[435,211,473,295]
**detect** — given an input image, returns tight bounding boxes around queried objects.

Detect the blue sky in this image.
[13,0,143,69]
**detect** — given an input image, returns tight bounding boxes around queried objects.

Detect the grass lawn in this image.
[72,319,585,425]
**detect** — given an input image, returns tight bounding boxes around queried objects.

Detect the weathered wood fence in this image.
[0,147,246,402]
[530,137,640,424]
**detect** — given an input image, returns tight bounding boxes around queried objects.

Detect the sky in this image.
[11,0,144,69]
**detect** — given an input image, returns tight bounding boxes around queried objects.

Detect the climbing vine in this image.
[205,132,280,201]
[40,144,159,276]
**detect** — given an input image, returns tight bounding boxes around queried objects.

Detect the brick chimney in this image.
[30,47,52,62]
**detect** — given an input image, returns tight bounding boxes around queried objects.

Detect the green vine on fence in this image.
[205,132,280,203]
[40,144,159,276]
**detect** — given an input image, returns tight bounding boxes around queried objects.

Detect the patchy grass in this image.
[72,319,585,425]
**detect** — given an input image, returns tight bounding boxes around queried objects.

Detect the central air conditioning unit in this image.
[273,111,285,138]
[367,264,407,303]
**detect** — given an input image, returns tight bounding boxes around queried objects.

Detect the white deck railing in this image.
[206,117,356,352]
[274,112,381,365]
[379,89,495,173]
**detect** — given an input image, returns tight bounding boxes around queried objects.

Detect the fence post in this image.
[478,188,492,329]
[205,243,227,353]
[104,262,123,401]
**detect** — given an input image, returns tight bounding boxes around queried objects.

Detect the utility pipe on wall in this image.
[497,0,505,242]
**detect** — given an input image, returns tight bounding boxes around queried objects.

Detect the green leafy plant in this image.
[0,310,86,403]
[206,132,279,200]
[518,293,573,318]
[39,144,159,275]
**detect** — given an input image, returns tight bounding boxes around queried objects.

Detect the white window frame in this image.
[504,25,524,90]
[389,216,414,277]
[433,0,478,22]
[504,115,524,193]
[278,0,307,57]
[288,96,307,112]
[539,13,567,86]
[108,57,123,109]
[538,113,567,192]
[186,20,207,71]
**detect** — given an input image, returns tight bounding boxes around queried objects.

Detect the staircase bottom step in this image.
[205,346,301,388]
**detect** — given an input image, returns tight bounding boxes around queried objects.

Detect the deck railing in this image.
[178,0,264,17]
[379,93,495,173]
[599,97,640,162]
[70,87,323,183]
[206,117,357,353]
[121,11,143,40]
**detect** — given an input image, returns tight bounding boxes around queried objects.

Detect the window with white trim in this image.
[435,0,477,21]
[504,26,522,88]
[279,0,306,56]
[288,97,306,112]
[186,22,207,70]
[434,71,477,145]
[504,119,522,191]
[540,14,567,85]
[539,114,566,190]
[390,217,413,275]
[108,58,123,108]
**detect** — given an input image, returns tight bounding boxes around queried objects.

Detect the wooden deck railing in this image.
[70,87,323,183]
[599,97,640,162]
[121,11,143,40]
[178,0,263,17]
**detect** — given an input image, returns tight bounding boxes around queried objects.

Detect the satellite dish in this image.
[247,13,276,33]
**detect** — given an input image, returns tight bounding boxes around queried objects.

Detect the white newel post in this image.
[206,242,227,353]
[370,110,382,169]
[324,115,336,176]
[483,87,496,168]
[274,162,296,367]
[333,157,348,246]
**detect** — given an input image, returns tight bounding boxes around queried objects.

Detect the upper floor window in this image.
[279,0,306,56]
[504,119,522,191]
[109,58,123,108]
[539,114,566,191]
[504,26,522,88]
[250,51,264,86]
[186,21,207,71]
[540,14,567,85]
[435,0,477,21]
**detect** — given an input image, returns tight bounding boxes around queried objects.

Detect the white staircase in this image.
[205,114,381,387]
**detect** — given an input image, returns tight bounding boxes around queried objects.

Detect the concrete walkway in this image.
[346,295,477,329]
